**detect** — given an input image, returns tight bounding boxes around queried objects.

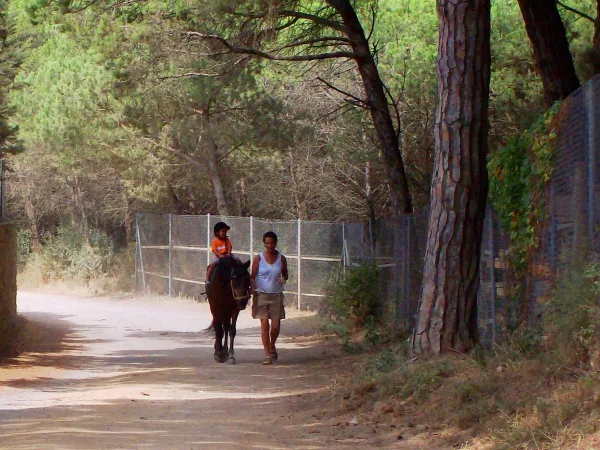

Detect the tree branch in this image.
[382,81,402,140]
[366,4,377,42]
[279,36,351,51]
[185,32,354,61]
[222,7,347,33]
[557,1,596,23]
[279,9,346,33]
[144,138,205,168]
[316,76,369,107]
[158,72,220,80]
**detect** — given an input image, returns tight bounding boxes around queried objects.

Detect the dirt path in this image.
[0,292,403,450]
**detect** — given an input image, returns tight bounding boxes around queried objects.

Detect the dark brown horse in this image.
[206,257,251,364]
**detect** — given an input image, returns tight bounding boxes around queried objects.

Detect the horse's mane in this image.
[214,257,239,278]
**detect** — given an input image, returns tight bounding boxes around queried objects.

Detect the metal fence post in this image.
[297,218,302,310]
[550,183,557,270]
[341,223,347,273]
[405,216,411,328]
[136,214,147,295]
[250,216,254,263]
[587,82,596,245]
[134,216,139,292]
[0,160,6,217]
[206,213,211,268]
[168,213,173,296]
[368,218,375,261]
[488,208,497,344]
[393,218,401,326]
[1,159,5,218]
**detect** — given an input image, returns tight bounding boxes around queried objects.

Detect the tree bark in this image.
[594,1,600,74]
[327,0,413,214]
[74,177,91,245]
[236,177,248,217]
[412,0,491,354]
[123,193,134,242]
[23,178,39,251]
[518,0,580,106]
[288,150,305,218]
[198,110,230,217]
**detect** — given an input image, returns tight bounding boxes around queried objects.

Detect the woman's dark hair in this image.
[263,231,278,243]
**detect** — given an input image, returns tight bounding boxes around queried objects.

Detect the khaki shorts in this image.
[252,292,285,320]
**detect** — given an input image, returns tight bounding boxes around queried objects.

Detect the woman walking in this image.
[250,231,288,365]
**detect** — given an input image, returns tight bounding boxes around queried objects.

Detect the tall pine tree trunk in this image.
[518,0,580,106]
[594,1,600,74]
[328,0,413,214]
[198,111,229,217]
[412,0,491,354]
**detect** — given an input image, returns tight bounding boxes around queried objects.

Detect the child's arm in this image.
[211,239,223,259]
[226,239,233,257]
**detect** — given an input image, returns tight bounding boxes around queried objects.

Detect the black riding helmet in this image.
[214,221,231,236]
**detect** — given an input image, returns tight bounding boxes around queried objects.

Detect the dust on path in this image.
[0,292,404,450]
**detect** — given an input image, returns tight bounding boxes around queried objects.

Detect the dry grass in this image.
[323,261,600,449]
[329,338,600,450]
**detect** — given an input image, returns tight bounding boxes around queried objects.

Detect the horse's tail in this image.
[202,320,215,333]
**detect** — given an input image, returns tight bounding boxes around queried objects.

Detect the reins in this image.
[230,279,251,301]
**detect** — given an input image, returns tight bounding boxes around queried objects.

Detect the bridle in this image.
[230,274,251,302]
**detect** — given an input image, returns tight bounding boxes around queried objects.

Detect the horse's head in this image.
[230,259,251,310]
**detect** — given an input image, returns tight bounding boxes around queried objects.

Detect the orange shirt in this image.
[212,237,232,256]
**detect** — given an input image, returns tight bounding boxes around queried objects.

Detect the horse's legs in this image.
[227,310,239,364]
[213,320,226,363]
[222,318,230,361]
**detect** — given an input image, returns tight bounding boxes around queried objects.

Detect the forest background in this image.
[1,0,598,289]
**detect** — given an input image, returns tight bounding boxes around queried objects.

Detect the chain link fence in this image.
[135,75,600,345]
[372,75,600,344]
[135,213,365,310]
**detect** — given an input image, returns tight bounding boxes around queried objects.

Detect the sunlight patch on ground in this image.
[0,366,195,384]
[0,383,325,410]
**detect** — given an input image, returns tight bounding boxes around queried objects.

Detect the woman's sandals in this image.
[262,347,278,365]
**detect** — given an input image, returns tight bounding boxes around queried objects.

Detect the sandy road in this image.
[0,292,395,450]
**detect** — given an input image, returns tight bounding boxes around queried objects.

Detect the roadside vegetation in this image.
[17,225,134,295]
[323,258,600,449]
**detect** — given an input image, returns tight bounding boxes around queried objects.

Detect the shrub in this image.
[35,225,113,281]
[16,228,33,268]
[18,224,130,287]
[323,264,382,342]
[543,260,600,369]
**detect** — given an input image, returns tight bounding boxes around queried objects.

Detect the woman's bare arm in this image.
[281,255,289,281]
[250,255,260,292]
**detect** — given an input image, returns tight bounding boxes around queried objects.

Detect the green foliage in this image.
[0,0,22,156]
[16,227,32,266]
[488,103,561,321]
[324,264,382,340]
[543,260,600,368]
[342,344,457,409]
[34,225,114,281]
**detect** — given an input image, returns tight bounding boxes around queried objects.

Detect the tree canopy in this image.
[3,0,597,244]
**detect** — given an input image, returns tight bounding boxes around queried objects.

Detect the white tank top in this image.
[255,251,284,294]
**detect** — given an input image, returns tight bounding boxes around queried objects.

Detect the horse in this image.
[206,257,251,364]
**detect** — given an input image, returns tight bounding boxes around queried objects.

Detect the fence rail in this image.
[135,213,363,309]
